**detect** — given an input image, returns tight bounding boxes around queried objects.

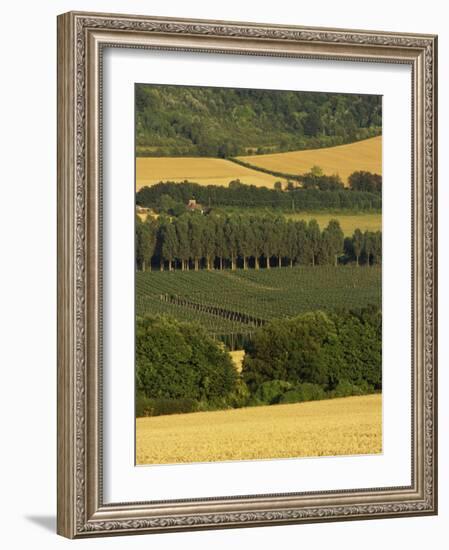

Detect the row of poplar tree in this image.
[136,213,381,271]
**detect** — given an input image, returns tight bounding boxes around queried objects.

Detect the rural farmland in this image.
[285,212,381,235]
[136,394,382,464]
[236,136,382,185]
[135,83,383,465]
[136,156,288,190]
[136,137,382,190]
[136,266,381,342]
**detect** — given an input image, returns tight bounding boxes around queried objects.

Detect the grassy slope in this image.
[236,136,382,185]
[136,394,382,464]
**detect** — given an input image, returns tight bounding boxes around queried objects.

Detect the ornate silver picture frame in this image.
[57,11,437,538]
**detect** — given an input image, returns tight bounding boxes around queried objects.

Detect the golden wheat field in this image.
[136,394,382,465]
[136,157,287,190]
[236,136,382,185]
[286,212,381,236]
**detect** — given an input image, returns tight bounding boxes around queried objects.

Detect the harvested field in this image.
[136,157,287,189]
[236,136,382,185]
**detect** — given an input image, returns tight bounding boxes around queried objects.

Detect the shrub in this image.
[279,383,326,404]
[136,391,153,417]
[144,397,199,417]
[254,380,293,405]
[246,396,266,407]
[226,379,252,408]
[328,380,374,398]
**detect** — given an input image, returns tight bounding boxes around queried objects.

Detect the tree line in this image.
[136,179,382,214]
[136,213,382,271]
[136,306,381,417]
[243,306,381,396]
[227,162,382,194]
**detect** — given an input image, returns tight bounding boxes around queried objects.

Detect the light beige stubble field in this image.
[236,135,382,184]
[135,156,287,189]
[136,136,382,190]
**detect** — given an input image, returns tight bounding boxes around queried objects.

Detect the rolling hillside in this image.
[136,136,381,189]
[136,156,288,189]
[136,84,382,158]
[236,136,382,185]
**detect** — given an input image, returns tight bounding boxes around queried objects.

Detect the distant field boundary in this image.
[228,156,303,182]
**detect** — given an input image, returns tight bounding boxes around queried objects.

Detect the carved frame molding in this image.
[57,11,437,538]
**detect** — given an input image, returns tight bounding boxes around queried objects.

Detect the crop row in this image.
[136,266,381,341]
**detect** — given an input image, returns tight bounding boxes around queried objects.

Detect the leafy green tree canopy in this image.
[136,316,238,402]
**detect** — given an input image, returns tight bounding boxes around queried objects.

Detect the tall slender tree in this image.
[318,230,333,265]
[161,220,179,271]
[307,219,321,267]
[295,220,309,265]
[202,216,216,270]
[285,220,297,267]
[273,216,287,267]
[325,219,344,266]
[136,216,156,271]
[174,215,191,270]
[363,231,374,266]
[251,216,264,269]
[260,216,275,269]
[188,214,204,271]
[237,216,254,270]
[352,228,364,266]
[213,215,226,270]
[372,231,382,264]
[224,216,239,270]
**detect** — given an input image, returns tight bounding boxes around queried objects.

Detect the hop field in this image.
[136,394,382,464]
[136,266,381,341]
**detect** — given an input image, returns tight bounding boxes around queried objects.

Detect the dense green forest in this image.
[136,85,382,157]
[136,213,381,271]
[136,307,381,417]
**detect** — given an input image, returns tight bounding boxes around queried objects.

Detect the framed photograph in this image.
[57,11,438,538]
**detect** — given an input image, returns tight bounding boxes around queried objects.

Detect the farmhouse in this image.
[187,198,204,213]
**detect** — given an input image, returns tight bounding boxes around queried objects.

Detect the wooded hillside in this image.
[136,85,382,157]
